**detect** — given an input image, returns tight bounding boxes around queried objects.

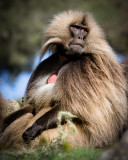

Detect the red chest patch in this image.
[47,72,58,84]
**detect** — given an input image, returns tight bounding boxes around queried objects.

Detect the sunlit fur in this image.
[0,10,127,149]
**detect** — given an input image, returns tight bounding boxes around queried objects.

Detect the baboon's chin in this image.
[70,44,83,54]
[64,47,83,60]
[70,44,84,54]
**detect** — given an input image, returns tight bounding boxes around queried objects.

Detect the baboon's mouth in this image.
[70,43,84,48]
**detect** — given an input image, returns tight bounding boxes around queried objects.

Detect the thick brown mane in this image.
[53,53,127,146]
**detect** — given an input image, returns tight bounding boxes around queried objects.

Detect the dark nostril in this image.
[78,36,83,40]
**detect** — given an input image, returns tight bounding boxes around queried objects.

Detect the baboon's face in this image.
[41,11,104,61]
[65,23,88,59]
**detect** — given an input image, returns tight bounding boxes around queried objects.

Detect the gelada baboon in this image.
[0,10,127,149]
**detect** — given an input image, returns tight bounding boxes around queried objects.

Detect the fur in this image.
[0,10,127,149]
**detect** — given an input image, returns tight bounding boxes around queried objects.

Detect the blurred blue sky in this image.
[0,52,51,100]
[0,53,124,100]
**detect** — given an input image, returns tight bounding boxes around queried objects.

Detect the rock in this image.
[98,130,128,160]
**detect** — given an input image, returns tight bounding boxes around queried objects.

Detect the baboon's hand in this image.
[22,124,43,142]
[22,107,58,142]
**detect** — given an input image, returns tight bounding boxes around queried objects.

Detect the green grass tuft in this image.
[0,147,102,160]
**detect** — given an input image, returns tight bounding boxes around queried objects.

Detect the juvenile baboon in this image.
[0,10,127,149]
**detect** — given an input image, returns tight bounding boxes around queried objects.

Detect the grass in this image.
[0,147,102,160]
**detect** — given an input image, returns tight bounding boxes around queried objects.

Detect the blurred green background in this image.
[0,0,128,75]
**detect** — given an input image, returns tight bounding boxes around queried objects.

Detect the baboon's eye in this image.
[81,29,85,33]
[74,27,78,31]
[70,24,88,34]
